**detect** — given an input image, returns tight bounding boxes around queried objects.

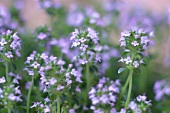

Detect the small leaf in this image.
[118,68,125,74]
[91,65,98,73]
[1,108,8,113]
[76,52,83,60]
[12,63,17,70]
[121,51,129,57]
[16,106,26,110]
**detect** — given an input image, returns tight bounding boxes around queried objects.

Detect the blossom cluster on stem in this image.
[70,28,102,65]
[119,94,151,113]
[119,29,154,69]
[0,30,21,62]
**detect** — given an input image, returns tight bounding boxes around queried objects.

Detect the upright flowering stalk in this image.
[0,30,21,113]
[0,30,21,84]
[70,28,101,97]
[0,73,22,112]
[24,51,46,113]
[118,29,154,108]
[25,51,82,113]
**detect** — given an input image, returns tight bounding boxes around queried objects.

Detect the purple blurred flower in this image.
[89,77,120,112]
[0,77,6,84]
[67,12,84,26]
[154,80,170,101]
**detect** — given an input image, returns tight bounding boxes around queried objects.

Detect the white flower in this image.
[124,56,132,64]
[133,61,139,68]
[129,101,137,110]
[31,61,40,68]
[0,77,6,83]
[136,95,147,102]
[131,41,139,46]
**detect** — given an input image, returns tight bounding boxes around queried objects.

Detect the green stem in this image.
[26,77,34,113]
[125,69,133,108]
[6,62,11,113]
[85,51,90,103]
[57,95,60,113]
[5,62,10,84]
[104,109,109,113]
[119,73,131,100]
[86,62,90,93]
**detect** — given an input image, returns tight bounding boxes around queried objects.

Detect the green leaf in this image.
[121,51,129,57]
[1,108,8,113]
[16,106,26,110]
[90,65,98,73]
[118,68,125,74]
[11,63,17,70]
[76,52,83,60]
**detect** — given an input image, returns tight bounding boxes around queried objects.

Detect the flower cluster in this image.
[66,5,112,27]
[24,51,82,89]
[70,28,101,65]
[118,29,154,69]
[119,94,151,113]
[39,62,82,94]
[0,72,22,105]
[0,6,19,33]
[36,0,62,9]
[66,11,84,27]
[0,30,21,62]
[89,77,120,112]
[24,51,44,76]
[154,80,170,101]
[119,8,154,33]
[36,0,62,16]
[34,25,53,54]
[31,97,51,113]
[25,51,82,112]
[35,26,52,41]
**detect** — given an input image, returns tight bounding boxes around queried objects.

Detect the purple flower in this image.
[37,32,47,40]
[0,30,22,61]
[131,41,139,46]
[49,77,57,85]
[31,61,40,68]
[0,77,6,83]
[69,109,76,113]
[44,106,50,113]
[119,29,153,68]
[89,77,120,112]
[133,61,139,68]
[5,51,13,58]
[120,108,126,113]
[0,38,7,46]
[67,12,84,26]
[154,80,170,101]
[129,101,137,110]
[136,95,147,102]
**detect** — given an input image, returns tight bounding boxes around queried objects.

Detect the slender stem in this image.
[26,77,34,113]
[67,89,71,107]
[119,73,131,100]
[57,95,60,113]
[104,109,109,113]
[5,62,11,113]
[5,62,9,84]
[86,62,90,93]
[85,50,90,103]
[125,69,133,108]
